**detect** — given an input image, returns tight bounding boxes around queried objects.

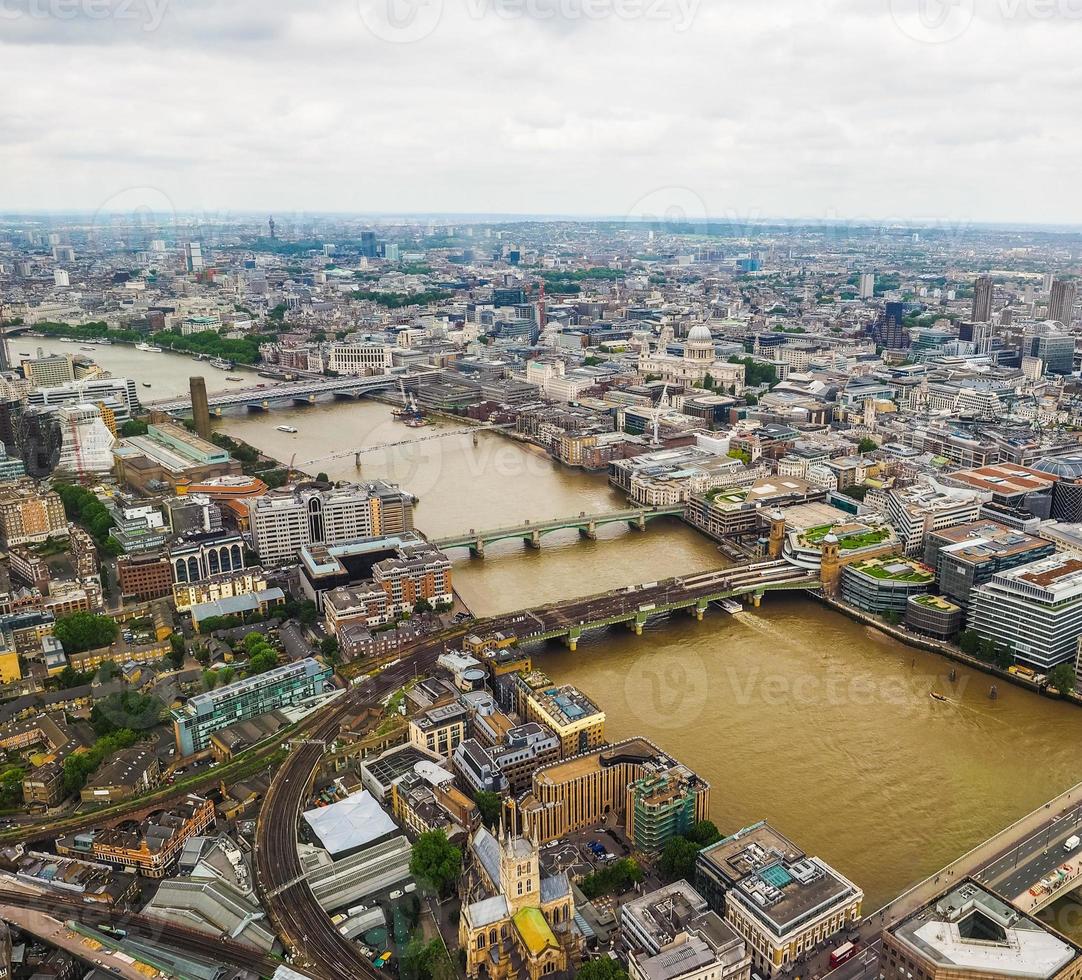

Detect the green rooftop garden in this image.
[801,523,892,550]
[852,558,934,583]
[913,594,960,610]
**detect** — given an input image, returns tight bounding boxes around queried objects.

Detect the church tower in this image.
[499,826,541,914]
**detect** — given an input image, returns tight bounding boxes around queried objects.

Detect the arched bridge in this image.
[488,559,821,650]
[431,504,686,556]
[144,370,440,413]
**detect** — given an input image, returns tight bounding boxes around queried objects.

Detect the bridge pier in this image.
[628,513,647,531]
[690,598,709,621]
[525,529,542,549]
[564,627,582,652]
[627,611,649,636]
[469,539,485,558]
[751,591,763,608]
[579,522,598,541]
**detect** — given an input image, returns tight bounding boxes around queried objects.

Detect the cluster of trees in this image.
[54,612,118,654]
[0,765,25,809]
[32,321,263,364]
[62,729,139,795]
[957,630,1015,669]
[120,418,149,437]
[1049,663,1076,695]
[169,635,186,669]
[473,790,502,829]
[53,483,122,556]
[659,821,723,882]
[409,829,462,896]
[350,289,453,308]
[857,437,878,454]
[579,857,643,899]
[242,631,280,674]
[577,961,630,980]
[727,356,777,387]
[401,938,456,980]
[203,666,236,690]
[91,690,164,735]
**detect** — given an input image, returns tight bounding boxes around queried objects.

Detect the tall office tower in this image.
[859,272,875,300]
[268,215,276,239]
[971,275,994,322]
[184,241,204,273]
[1043,272,1055,293]
[1049,279,1077,326]
[360,231,377,258]
[190,377,212,440]
[878,301,910,349]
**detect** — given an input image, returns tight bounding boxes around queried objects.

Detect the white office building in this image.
[883,478,984,556]
[326,343,393,375]
[968,554,1082,669]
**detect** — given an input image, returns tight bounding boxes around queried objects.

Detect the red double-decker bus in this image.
[830,941,858,968]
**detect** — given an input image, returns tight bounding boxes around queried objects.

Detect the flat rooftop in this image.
[889,880,1080,979]
[934,521,1051,563]
[699,822,861,937]
[949,464,1056,497]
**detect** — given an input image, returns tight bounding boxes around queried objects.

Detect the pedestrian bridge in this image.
[431,505,686,556]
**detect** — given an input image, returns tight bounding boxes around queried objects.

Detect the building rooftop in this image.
[849,556,934,584]
[889,880,1080,979]
[933,521,1051,564]
[948,464,1055,498]
[302,791,399,858]
[698,821,861,938]
[989,553,1082,601]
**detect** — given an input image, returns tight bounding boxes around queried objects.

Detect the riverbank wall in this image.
[809,591,1082,705]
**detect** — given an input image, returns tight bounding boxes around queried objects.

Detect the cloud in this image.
[1,0,1080,223]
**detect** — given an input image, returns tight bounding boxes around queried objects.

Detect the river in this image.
[28,338,262,400]
[65,347,1082,917]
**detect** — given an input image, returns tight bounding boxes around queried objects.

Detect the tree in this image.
[0,766,24,809]
[248,649,279,674]
[579,858,643,899]
[958,630,981,655]
[659,837,700,882]
[577,961,630,980]
[857,437,878,454]
[54,612,118,654]
[414,598,433,614]
[169,635,186,669]
[203,670,218,691]
[316,472,330,483]
[91,692,164,735]
[474,791,502,829]
[1049,663,1076,696]
[401,938,457,980]
[686,820,722,846]
[409,830,462,896]
[319,636,340,662]
[120,419,149,437]
[702,372,716,390]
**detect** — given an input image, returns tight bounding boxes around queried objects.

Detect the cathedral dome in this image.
[686,324,713,344]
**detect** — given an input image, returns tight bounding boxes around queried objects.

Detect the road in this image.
[801,795,1082,980]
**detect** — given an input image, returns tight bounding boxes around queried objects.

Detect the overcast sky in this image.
[3,0,1081,225]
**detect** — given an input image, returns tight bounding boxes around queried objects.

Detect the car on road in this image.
[389,889,404,899]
